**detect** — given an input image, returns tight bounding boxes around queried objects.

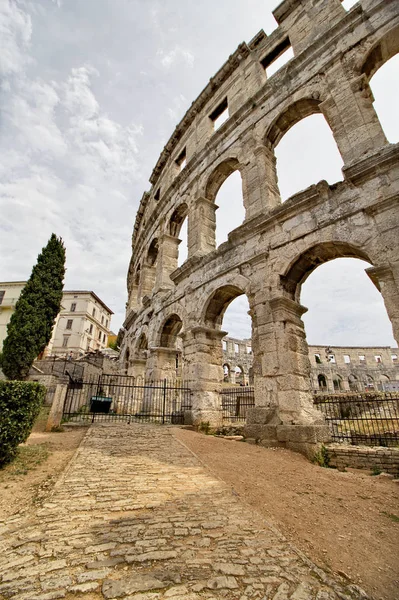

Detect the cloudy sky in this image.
[0,0,397,348]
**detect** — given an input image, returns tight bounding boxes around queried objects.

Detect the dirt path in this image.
[174,428,399,600]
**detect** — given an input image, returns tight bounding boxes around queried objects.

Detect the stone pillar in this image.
[146,347,180,381]
[46,384,68,431]
[242,146,280,218]
[155,233,180,290]
[127,283,140,312]
[188,197,217,257]
[181,326,225,427]
[366,265,399,345]
[131,358,146,382]
[245,296,330,457]
[139,265,156,299]
[321,68,387,166]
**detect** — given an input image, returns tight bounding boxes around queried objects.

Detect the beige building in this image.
[0,282,26,349]
[0,283,113,357]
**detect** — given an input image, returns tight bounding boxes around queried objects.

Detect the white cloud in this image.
[157,46,194,69]
[0,0,32,77]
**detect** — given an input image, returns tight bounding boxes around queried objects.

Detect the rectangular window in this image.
[328,354,336,363]
[392,354,398,363]
[89,324,93,335]
[234,343,239,354]
[154,188,160,202]
[0,291,5,304]
[62,336,69,348]
[103,333,106,343]
[222,340,227,351]
[105,319,108,328]
[315,353,322,364]
[261,37,293,78]
[98,331,102,340]
[210,97,229,131]
[375,355,382,363]
[70,303,76,312]
[247,346,252,354]
[101,315,104,325]
[175,148,187,171]
[92,308,96,318]
[343,354,351,364]
[359,355,366,363]
[66,319,73,330]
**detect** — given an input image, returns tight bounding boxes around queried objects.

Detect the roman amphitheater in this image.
[120,0,399,455]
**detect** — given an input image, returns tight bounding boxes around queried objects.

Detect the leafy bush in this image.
[0,381,46,467]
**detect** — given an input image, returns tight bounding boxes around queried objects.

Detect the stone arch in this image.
[360,25,399,80]
[204,157,243,202]
[169,203,188,237]
[333,374,343,391]
[203,284,247,330]
[281,241,372,301]
[265,97,323,148]
[318,373,327,390]
[235,364,245,385]
[147,238,159,266]
[223,363,231,382]
[348,374,359,391]
[159,313,183,348]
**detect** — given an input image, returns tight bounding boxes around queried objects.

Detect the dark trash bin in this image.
[90,396,112,413]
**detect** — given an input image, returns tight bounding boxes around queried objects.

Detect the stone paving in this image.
[0,424,369,600]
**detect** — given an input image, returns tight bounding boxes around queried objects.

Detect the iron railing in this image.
[62,374,192,424]
[314,392,399,446]
[221,386,255,422]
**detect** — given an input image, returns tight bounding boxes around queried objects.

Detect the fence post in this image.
[162,379,167,424]
[45,384,68,431]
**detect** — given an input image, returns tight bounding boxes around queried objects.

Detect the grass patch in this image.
[381,511,399,523]
[0,444,49,478]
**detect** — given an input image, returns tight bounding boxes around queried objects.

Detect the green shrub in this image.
[0,381,46,467]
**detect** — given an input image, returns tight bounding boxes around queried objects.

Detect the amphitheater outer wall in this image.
[121,0,399,457]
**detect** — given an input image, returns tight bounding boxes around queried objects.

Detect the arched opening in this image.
[204,285,249,331]
[364,375,375,391]
[318,373,327,391]
[147,238,159,266]
[369,54,399,144]
[299,257,396,347]
[235,365,245,386]
[169,203,188,267]
[333,374,343,392]
[160,314,183,348]
[379,374,390,391]
[348,374,359,392]
[205,159,245,248]
[223,363,231,383]
[274,114,344,201]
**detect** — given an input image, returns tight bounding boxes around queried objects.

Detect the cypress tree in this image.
[2,234,66,380]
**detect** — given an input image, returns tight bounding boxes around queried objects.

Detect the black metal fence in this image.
[62,374,192,424]
[314,392,399,446]
[221,386,255,422]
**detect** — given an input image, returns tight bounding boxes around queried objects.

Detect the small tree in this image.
[1,234,66,380]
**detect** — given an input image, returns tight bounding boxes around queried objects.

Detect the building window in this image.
[105,319,108,328]
[328,354,336,364]
[101,315,104,325]
[392,354,398,363]
[375,355,382,363]
[175,148,187,171]
[210,97,229,131]
[92,308,96,318]
[261,36,293,78]
[0,291,5,304]
[315,353,321,364]
[71,303,76,312]
[222,340,227,351]
[234,343,239,354]
[343,355,351,364]
[359,355,366,364]
[103,333,106,343]
[246,346,252,354]
[89,324,93,334]
[62,336,69,347]
[98,331,102,340]
[66,319,73,330]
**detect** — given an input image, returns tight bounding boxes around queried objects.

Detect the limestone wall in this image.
[327,444,399,477]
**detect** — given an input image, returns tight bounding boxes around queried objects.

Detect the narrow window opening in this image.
[315,353,322,364]
[70,303,76,312]
[210,97,229,131]
[234,343,239,354]
[392,354,398,363]
[261,37,293,78]
[359,355,366,364]
[154,188,160,202]
[222,340,227,351]
[341,0,358,10]
[328,354,336,364]
[343,354,351,364]
[175,148,187,171]
[369,54,399,144]
[66,319,73,330]
[375,355,382,363]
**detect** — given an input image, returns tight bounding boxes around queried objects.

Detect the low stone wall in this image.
[327,444,399,477]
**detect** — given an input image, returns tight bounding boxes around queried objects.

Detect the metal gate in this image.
[62,374,192,424]
[221,386,255,422]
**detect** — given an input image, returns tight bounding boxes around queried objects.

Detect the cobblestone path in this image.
[0,424,368,600]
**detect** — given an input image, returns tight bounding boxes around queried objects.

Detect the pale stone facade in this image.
[0,283,113,358]
[222,337,399,391]
[47,291,113,357]
[0,281,25,349]
[121,0,399,455]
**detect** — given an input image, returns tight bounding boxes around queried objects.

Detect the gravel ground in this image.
[174,428,399,600]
